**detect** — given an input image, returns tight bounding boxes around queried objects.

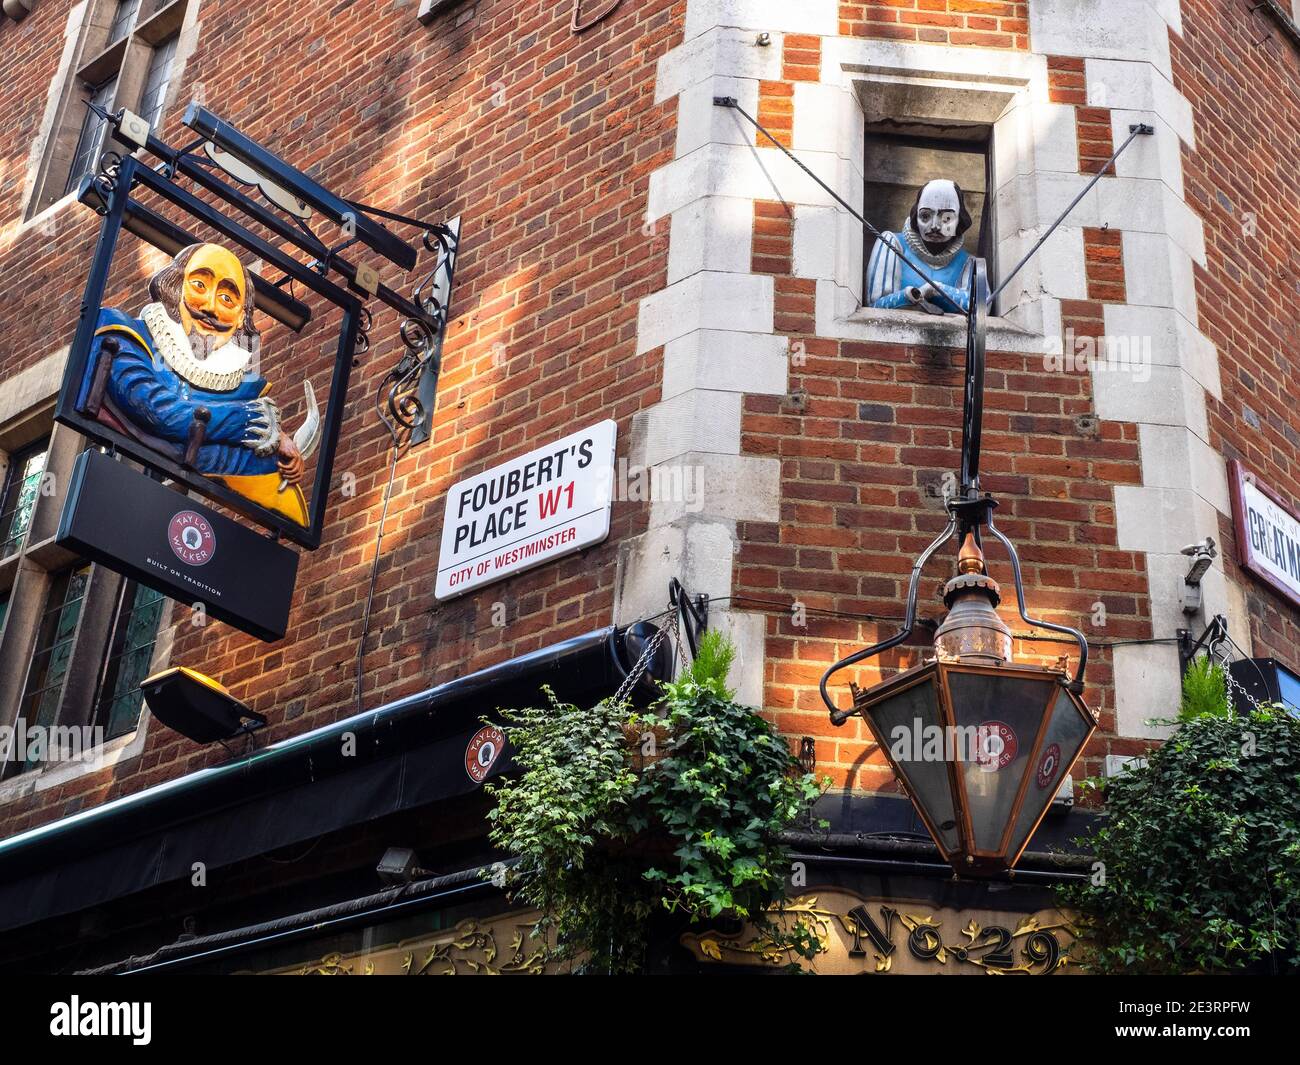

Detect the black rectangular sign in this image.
[57,449,298,641]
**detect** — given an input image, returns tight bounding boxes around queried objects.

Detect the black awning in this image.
[0,624,659,934]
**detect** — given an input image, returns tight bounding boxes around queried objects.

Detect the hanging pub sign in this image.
[435,420,617,600]
[1229,459,1300,610]
[53,101,458,641]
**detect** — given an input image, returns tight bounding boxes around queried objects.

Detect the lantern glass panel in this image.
[864,674,961,855]
[1005,687,1093,861]
[945,669,1056,853]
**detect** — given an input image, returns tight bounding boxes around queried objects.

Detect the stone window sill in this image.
[0,726,145,807]
[838,304,1045,354]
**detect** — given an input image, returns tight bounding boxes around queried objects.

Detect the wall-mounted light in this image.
[142,667,266,744]
[831,532,1095,874]
[820,259,1096,876]
[376,847,433,886]
[1180,536,1217,615]
[2,1,35,23]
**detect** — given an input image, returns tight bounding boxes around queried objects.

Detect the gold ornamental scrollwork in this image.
[401,919,549,976]
[681,890,1078,975]
[277,915,557,976]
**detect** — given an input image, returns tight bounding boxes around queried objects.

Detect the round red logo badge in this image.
[465,725,505,784]
[1036,742,1062,789]
[975,720,1018,772]
[168,511,216,566]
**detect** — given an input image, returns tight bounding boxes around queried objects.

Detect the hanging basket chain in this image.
[668,616,687,669]
[1208,632,1264,716]
[611,618,676,711]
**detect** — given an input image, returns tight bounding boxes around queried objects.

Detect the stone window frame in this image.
[24,0,199,223]
[0,363,172,805]
[861,121,998,307]
[797,40,1068,356]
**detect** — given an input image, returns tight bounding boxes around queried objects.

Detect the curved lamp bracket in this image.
[819,516,957,725]
[669,577,709,658]
[982,512,1089,693]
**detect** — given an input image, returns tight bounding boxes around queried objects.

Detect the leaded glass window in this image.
[0,439,49,559]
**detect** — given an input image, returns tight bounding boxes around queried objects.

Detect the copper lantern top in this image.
[933,532,1012,665]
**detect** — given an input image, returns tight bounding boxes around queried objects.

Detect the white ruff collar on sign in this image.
[142,302,253,391]
[902,217,963,269]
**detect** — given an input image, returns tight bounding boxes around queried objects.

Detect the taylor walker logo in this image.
[975,720,1017,771]
[168,510,216,566]
[50,997,151,1046]
[465,724,505,783]
[1036,742,1062,789]
[888,718,1019,773]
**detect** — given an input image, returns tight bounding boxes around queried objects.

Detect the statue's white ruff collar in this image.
[902,217,963,269]
[142,303,253,391]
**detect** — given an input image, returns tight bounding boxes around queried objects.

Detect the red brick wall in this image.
[1172,2,1300,663]
[840,1,1029,48]
[783,33,823,81]
[752,201,794,275]
[754,33,823,148]
[756,80,794,148]
[0,0,683,833]
[0,4,100,372]
[1083,227,1126,303]
[1046,54,1088,105]
[1046,57,1118,175]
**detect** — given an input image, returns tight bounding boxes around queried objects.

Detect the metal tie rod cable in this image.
[714,96,1154,316]
[713,96,970,319]
[986,123,1154,307]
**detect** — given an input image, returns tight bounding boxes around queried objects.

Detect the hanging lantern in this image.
[823,506,1097,875]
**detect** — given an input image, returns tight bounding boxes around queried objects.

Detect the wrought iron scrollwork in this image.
[90,151,124,213]
[353,305,373,358]
[377,347,427,453]
[379,223,459,452]
[78,100,464,463]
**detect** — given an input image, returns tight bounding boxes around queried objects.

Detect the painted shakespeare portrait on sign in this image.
[75,242,319,526]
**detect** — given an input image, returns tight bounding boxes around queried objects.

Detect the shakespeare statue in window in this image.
[867,179,973,315]
[76,243,319,526]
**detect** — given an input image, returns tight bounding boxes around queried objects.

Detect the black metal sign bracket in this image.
[98,101,460,450]
[1177,613,1229,675]
[669,577,709,659]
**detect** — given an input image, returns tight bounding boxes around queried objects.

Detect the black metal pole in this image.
[960,258,989,500]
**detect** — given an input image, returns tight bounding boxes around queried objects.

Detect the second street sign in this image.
[1229,459,1300,610]
[435,420,617,600]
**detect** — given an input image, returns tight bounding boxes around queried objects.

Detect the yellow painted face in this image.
[179,244,246,342]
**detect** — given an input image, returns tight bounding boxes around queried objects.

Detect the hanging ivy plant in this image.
[1059,700,1300,974]
[485,629,825,974]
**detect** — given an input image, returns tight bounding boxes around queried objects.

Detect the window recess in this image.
[862,120,996,300]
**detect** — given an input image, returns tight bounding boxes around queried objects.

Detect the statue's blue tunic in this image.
[82,308,278,477]
[866,232,972,313]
